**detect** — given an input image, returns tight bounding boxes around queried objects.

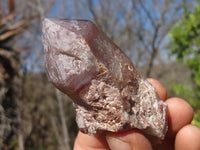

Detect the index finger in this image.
[74,131,109,150]
[147,78,167,101]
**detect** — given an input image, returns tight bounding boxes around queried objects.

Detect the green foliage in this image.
[169,83,199,110]
[27,146,45,150]
[52,137,58,145]
[192,113,200,127]
[169,4,200,60]
[11,139,18,148]
[169,2,200,127]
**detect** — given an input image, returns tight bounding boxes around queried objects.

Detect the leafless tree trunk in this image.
[56,89,71,150]
[48,89,71,150]
[18,129,24,150]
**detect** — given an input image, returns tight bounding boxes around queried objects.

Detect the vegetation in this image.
[169,1,200,127]
[0,1,31,149]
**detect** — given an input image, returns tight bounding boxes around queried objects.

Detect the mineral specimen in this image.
[42,18,168,139]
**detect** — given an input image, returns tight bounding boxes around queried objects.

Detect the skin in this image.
[74,78,200,150]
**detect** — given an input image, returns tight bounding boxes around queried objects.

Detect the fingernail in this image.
[106,136,132,150]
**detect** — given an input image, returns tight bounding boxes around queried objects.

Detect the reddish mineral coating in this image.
[42,18,168,139]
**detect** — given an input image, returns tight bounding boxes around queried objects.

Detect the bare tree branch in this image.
[139,0,156,28]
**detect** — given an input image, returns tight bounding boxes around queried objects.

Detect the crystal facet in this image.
[42,18,168,139]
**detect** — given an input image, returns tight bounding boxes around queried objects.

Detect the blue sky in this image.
[24,0,193,72]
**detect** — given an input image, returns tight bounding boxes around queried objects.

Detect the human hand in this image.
[74,78,200,150]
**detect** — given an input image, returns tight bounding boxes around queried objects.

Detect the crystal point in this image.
[42,18,168,139]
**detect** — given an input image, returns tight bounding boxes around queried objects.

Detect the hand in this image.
[74,78,200,150]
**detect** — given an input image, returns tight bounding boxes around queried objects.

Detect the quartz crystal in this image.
[42,18,168,139]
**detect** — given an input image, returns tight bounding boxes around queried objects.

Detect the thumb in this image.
[106,130,153,150]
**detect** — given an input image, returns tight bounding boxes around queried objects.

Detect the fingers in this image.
[74,130,153,150]
[175,124,200,150]
[165,97,194,136]
[147,78,167,101]
[74,131,109,150]
[106,130,153,150]
[147,79,194,136]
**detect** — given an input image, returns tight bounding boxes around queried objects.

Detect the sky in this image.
[15,0,196,72]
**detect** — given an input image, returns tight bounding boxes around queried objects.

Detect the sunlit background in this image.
[0,0,199,149]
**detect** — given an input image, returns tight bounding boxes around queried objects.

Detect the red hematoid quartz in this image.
[42,18,168,139]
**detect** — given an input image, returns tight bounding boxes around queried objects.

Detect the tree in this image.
[65,0,194,77]
[0,0,31,149]
[169,1,200,127]
[0,0,55,149]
